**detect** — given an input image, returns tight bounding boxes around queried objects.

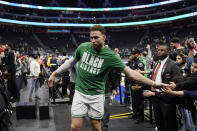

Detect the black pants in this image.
[101,93,110,131]
[152,97,178,131]
[69,82,75,104]
[16,75,23,90]
[22,73,27,86]
[7,73,20,100]
[131,89,144,121]
[62,76,70,96]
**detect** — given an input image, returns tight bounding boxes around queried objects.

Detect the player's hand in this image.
[135,69,141,73]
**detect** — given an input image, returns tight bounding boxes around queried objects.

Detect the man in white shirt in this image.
[28,54,41,102]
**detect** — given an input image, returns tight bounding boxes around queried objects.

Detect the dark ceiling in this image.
[4,0,165,8]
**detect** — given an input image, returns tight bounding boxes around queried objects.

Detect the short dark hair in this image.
[62,51,67,56]
[90,25,106,35]
[155,39,164,45]
[171,37,180,43]
[159,44,170,52]
[131,48,140,55]
[33,54,39,59]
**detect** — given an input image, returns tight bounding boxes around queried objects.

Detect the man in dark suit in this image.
[151,43,182,131]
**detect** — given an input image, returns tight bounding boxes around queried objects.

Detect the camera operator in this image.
[3,45,20,102]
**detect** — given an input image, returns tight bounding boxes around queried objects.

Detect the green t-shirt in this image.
[73,42,126,95]
[139,56,148,78]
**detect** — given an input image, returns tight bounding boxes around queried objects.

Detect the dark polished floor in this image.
[10,79,155,131]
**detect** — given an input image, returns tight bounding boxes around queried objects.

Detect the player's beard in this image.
[158,54,168,60]
[93,43,103,51]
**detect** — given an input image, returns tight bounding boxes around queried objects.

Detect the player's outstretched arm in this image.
[122,66,168,88]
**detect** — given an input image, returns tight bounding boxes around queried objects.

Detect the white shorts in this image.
[71,90,105,120]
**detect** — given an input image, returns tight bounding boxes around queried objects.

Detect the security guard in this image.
[128,48,145,124]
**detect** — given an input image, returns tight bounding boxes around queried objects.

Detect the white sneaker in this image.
[129,105,133,111]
